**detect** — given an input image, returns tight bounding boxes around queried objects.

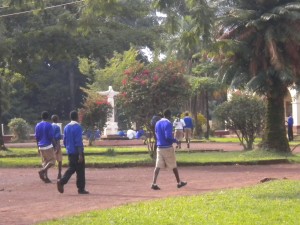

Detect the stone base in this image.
[101,135,129,140]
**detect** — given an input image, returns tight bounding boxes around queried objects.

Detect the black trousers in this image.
[60,153,85,191]
[288,126,293,141]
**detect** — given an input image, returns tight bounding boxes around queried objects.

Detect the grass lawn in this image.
[0,146,148,157]
[39,180,300,225]
[2,147,300,167]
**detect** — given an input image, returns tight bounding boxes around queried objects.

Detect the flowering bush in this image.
[118,60,190,126]
[79,95,112,132]
[117,60,190,158]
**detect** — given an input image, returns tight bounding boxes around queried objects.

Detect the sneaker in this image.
[38,170,45,182]
[78,190,89,194]
[57,180,64,193]
[151,184,160,190]
[44,178,51,183]
[177,181,187,188]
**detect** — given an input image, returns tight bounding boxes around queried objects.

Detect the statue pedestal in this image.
[103,121,119,136]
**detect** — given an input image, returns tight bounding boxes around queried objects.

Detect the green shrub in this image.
[8,118,30,142]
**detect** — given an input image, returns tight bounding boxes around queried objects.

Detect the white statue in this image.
[98,86,119,136]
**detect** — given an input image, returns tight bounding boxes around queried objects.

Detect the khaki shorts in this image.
[184,128,192,139]
[174,129,184,141]
[156,147,177,169]
[40,148,55,168]
[53,140,63,162]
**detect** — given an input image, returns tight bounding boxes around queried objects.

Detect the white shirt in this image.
[127,129,137,139]
[173,118,186,130]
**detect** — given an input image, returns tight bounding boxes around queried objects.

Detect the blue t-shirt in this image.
[288,116,294,127]
[35,121,54,147]
[52,123,61,141]
[184,116,193,129]
[63,121,84,154]
[155,118,177,148]
[136,130,145,139]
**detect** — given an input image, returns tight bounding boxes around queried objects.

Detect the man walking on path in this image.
[51,114,63,180]
[57,110,89,194]
[151,109,187,190]
[183,112,193,149]
[35,111,56,183]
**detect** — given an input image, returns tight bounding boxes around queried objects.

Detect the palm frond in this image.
[278,68,294,85]
[231,71,249,88]
[260,13,280,21]
[285,2,300,11]
[247,72,269,94]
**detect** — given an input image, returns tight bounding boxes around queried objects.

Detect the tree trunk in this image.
[0,131,6,150]
[0,77,7,150]
[205,91,210,139]
[190,94,199,137]
[68,66,75,110]
[261,80,290,152]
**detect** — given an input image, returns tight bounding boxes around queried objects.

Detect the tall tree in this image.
[0,0,161,123]
[153,0,216,127]
[213,0,300,152]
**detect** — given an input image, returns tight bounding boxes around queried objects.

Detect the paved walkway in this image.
[2,165,300,225]
[2,140,300,224]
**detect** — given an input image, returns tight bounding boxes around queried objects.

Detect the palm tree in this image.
[214,0,300,152]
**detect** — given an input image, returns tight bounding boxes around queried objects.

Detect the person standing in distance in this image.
[151,109,187,190]
[51,114,63,180]
[183,112,194,149]
[287,115,294,141]
[35,111,56,183]
[57,110,89,194]
[173,113,186,149]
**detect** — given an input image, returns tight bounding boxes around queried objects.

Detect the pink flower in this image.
[124,69,132,76]
[140,80,147,85]
[142,70,150,75]
[153,75,159,81]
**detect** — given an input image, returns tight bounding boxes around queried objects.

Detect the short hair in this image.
[51,114,59,123]
[163,109,172,118]
[41,111,49,120]
[185,112,189,116]
[70,110,78,121]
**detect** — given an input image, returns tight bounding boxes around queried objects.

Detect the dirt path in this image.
[1,164,300,225]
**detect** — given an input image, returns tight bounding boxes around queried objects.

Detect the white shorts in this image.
[155,147,177,169]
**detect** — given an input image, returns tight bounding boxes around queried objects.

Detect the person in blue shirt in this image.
[136,129,147,144]
[287,115,294,141]
[183,112,194,149]
[117,130,126,137]
[57,110,89,194]
[51,114,63,180]
[151,109,187,190]
[35,111,56,183]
